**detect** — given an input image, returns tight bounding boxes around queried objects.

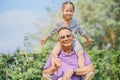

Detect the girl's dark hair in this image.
[62,1,75,11]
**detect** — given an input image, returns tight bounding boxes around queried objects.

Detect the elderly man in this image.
[43,27,95,80]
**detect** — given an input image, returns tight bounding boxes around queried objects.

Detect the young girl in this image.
[41,1,93,79]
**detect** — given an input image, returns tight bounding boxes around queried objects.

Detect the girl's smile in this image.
[62,4,74,21]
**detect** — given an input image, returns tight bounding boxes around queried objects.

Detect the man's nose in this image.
[64,36,68,40]
[68,11,72,14]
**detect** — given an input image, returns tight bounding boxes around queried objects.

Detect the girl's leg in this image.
[77,50,85,68]
[73,40,84,68]
[82,71,95,80]
[51,44,62,68]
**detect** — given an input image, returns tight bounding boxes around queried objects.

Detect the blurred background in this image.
[0,0,120,80]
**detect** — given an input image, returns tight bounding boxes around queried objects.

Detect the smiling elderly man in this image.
[43,27,95,80]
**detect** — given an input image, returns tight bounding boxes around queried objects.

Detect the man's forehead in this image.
[58,29,71,35]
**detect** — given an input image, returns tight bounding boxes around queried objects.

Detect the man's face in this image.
[58,29,74,48]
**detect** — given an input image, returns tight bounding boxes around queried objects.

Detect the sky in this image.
[0,0,68,53]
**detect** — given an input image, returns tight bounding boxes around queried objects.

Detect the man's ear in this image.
[57,37,60,41]
[61,9,64,14]
[72,34,74,38]
[57,39,59,42]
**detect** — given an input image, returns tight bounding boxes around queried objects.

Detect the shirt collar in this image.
[60,48,75,57]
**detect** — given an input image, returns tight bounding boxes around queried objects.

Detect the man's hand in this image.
[62,70,73,80]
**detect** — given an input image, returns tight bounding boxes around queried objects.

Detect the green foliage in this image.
[1,0,120,80]
[0,49,120,80]
[75,0,120,50]
[88,50,120,80]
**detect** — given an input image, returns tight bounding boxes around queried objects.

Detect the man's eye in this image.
[66,35,71,38]
[61,36,65,39]
[66,10,69,12]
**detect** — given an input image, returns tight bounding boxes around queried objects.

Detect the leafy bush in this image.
[88,50,120,80]
[0,49,120,80]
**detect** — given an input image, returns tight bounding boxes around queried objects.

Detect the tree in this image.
[75,0,120,50]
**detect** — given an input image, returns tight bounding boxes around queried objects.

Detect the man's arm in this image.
[43,57,62,75]
[62,64,95,80]
[43,67,57,75]
[75,64,95,76]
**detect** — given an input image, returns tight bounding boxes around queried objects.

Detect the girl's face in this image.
[62,4,74,20]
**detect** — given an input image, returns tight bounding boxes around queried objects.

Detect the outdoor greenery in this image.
[0,49,120,80]
[0,0,120,80]
[75,0,120,50]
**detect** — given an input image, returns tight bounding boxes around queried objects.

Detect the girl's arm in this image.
[84,34,93,46]
[76,20,93,45]
[41,21,60,45]
[41,35,51,45]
